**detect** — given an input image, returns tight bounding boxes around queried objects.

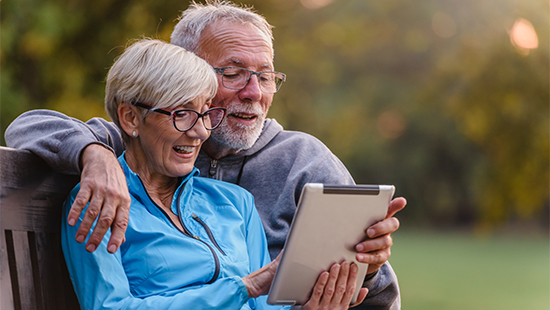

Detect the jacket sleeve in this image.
[4,109,124,175]
[61,188,255,310]
[243,195,287,310]
[309,152,402,310]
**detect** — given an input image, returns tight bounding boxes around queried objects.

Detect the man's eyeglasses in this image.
[213,67,286,94]
[131,101,226,132]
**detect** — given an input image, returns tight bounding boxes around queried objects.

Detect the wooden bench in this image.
[1,146,80,310]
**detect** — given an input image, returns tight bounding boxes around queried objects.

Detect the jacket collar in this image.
[118,152,199,205]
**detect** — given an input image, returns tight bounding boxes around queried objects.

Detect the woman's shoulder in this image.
[193,177,254,201]
[190,177,257,217]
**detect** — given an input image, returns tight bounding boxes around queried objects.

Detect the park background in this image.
[1,0,548,308]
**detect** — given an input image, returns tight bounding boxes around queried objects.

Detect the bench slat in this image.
[1,147,80,310]
[12,230,38,310]
[1,228,15,310]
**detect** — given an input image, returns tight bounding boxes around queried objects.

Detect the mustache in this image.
[224,102,264,115]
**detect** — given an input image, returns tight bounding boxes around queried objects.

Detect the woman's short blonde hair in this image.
[104,38,218,136]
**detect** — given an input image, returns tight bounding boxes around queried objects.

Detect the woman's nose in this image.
[185,117,209,140]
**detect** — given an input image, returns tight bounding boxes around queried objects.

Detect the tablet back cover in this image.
[267,183,394,306]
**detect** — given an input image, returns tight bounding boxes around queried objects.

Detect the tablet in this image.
[267,183,395,306]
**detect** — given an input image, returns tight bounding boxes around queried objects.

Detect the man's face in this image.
[197,21,274,151]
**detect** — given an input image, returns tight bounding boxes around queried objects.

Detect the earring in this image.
[132,131,137,137]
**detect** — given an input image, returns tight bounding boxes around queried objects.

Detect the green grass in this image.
[389,230,550,310]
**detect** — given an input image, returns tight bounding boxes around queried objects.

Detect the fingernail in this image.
[357,254,365,261]
[76,235,85,243]
[367,228,375,237]
[86,244,96,252]
[108,244,117,253]
[356,244,364,251]
[68,218,76,226]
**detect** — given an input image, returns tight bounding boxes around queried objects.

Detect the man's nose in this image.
[238,74,262,102]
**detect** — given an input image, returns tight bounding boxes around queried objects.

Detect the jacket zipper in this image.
[138,176,221,284]
[208,159,218,178]
[192,213,227,256]
[174,186,221,284]
[178,214,221,284]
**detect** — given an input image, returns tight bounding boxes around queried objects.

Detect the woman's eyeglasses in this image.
[131,101,226,132]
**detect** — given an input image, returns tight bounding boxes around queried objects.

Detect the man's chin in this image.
[210,120,264,151]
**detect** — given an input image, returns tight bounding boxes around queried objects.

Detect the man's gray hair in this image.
[104,38,218,139]
[171,0,274,55]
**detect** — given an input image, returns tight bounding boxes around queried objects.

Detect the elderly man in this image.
[5,1,405,309]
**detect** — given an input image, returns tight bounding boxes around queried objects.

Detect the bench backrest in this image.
[1,146,80,310]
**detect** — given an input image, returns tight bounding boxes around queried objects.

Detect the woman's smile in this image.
[173,145,196,154]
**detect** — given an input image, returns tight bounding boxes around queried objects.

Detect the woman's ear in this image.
[118,102,140,137]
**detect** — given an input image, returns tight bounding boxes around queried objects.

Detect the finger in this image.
[84,188,121,252]
[341,262,359,306]
[304,271,329,309]
[74,188,103,246]
[356,245,391,265]
[386,197,406,219]
[67,185,92,227]
[329,261,351,307]
[350,288,369,308]
[366,217,400,239]
[356,233,393,253]
[319,263,340,308]
[85,217,112,253]
[106,197,130,253]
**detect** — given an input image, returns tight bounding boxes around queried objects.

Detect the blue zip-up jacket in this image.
[61,154,285,310]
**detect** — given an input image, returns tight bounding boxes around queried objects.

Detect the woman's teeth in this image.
[174,146,194,154]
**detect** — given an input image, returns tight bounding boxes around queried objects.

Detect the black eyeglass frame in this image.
[213,66,287,94]
[131,101,226,132]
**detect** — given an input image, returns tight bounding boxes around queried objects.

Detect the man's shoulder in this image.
[270,128,332,153]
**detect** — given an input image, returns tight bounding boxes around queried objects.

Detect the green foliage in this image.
[1,0,548,228]
[1,0,184,137]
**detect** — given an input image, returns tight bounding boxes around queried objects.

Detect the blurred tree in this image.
[262,0,549,229]
[1,0,184,143]
[423,0,550,229]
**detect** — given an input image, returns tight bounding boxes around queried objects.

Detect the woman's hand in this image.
[302,262,368,310]
[242,253,281,298]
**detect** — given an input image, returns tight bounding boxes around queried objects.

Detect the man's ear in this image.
[118,102,140,137]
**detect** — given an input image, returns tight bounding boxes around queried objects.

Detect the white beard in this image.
[209,103,265,152]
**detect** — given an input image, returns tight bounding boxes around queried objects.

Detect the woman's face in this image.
[133,92,212,180]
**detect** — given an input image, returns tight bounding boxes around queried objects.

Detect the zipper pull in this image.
[209,159,218,177]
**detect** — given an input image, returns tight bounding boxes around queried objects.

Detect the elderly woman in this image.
[61,39,365,310]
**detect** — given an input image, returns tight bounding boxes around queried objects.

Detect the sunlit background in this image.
[1,0,548,309]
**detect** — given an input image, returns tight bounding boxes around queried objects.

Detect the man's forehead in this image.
[198,21,273,66]
[223,57,272,69]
